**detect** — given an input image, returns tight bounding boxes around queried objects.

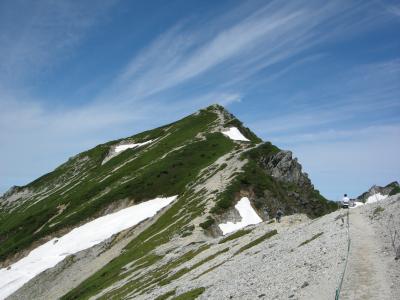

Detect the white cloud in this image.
[249,59,400,140]
[99,1,369,103]
[247,59,400,199]
[0,0,117,83]
[386,4,400,17]
[0,88,242,194]
[291,124,400,200]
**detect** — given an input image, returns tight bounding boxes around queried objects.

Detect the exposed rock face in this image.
[1,185,21,198]
[0,186,32,210]
[357,181,400,202]
[242,145,336,219]
[262,150,312,188]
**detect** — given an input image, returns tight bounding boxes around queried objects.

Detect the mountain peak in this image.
[205,103,226,110]
[0,107,337,299]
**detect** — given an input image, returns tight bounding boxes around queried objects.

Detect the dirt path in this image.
[340,209,392,300]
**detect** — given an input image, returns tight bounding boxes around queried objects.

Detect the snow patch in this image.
[0,196,177,299]
[365,193,388,204]
[115,140,153,153]
[102,139,154,164]
[219,197,262,235]
[222,127,250,142]
[350,201,365,208]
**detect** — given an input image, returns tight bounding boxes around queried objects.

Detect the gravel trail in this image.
[340,208,392,300]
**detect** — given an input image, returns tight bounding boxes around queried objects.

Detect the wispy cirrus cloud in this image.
[293,123,400,200]
[100,1,375,104]
[0,0,117,84]
[385,4,400,17]
[249,59,400,143]
[0,0,398,198]
[246,58,400,198]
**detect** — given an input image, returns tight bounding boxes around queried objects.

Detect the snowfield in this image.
[102,139,154,164]
[222,127,250,142]
[219,197,262,235]
[365,193,388,204]
[351,201,365,208]
[0,196,177,299]
[115,140,153,153]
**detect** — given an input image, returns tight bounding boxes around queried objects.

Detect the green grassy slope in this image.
[1,104,338,300]
[0,106,240,262]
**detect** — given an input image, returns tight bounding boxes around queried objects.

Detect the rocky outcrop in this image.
[261,150,312,189]
[1,185,21,198]
[240,145,336,219]
[357,181,400,202]
[0,186,32,210]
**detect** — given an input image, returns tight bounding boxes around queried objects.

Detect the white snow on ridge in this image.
[115,140,153,153]
[365,193,388,204]
[350,201,365,208]
[0,196,177,299]
[219,197,262,235]
[102,139,154,164]
[222,127,250,142]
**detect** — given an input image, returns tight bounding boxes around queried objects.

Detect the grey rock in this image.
[301,282,309,288]
[357,181,400,202]
[262,151,311,188]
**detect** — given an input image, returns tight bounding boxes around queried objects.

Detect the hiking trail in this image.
[340,209,392,300]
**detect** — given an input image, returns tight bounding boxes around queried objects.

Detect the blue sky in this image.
[0,0,399,200]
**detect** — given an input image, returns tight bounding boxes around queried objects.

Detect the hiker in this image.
[263,208,269,220]
[342,194,350,209]
[276,209,283,223]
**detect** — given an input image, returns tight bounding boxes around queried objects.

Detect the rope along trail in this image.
[339,208,393,300]
[335,209,351,300]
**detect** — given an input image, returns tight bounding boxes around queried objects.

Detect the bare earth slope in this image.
[341,195,400,300]
[8,197,399,300]
[134,211,349,300]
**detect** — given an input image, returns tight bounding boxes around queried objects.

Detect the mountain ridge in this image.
[356,181,400,203]
[0,104,337,299]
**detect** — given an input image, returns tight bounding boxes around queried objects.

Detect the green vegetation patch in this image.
[372,206,385,218]
[179,225,195,237]
[234,230,278,256]
[199,216,215,230]
[159,247,229,286]
[155,289,176,300]
[0,108,235,263]
[62,191,209,299]
[210,142,337,218]
[171,287,206,300]
[224,118,262,143]
[389,185,400,196]
[298,232,324,247]
[218,228,252,244]
[210,143,280,214]
[218,163,228,171]
[193,261,226,280]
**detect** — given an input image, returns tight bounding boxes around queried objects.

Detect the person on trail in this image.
[342,194,350,209]
[276,209,283,223]
[263,208,269,220]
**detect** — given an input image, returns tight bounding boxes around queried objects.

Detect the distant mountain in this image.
[357,181,400,203]
[0,104,337,299]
